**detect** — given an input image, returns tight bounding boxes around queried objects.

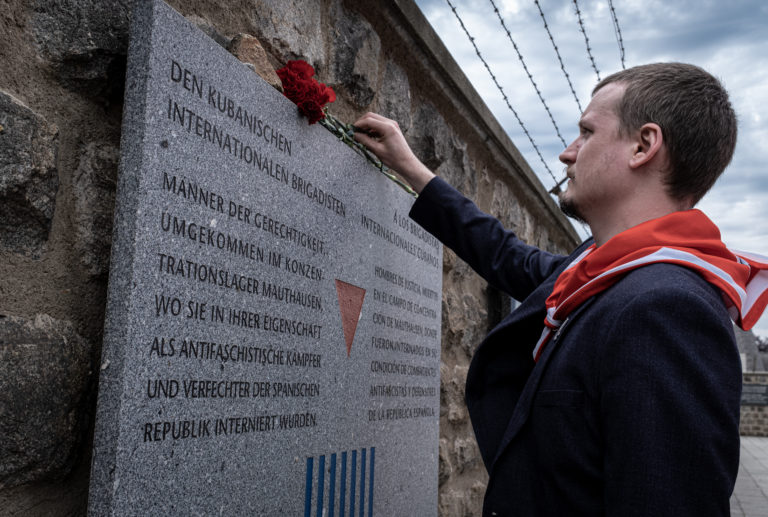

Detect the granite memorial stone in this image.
[88,1,443,515]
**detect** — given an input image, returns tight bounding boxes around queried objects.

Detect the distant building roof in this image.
[735,326,767,372]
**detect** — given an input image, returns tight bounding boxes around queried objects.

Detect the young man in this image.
[354,63,768,515]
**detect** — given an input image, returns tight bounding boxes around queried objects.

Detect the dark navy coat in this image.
[410,177,741,516]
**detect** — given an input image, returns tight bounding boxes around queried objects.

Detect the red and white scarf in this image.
[533,209,768,362]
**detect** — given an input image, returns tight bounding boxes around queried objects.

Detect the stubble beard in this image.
[558,191,586,224]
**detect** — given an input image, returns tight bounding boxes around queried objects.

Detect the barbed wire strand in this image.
[607,0,626,68]
[445,0,559,184]
[446,0,590,236]
[572,0,600,81]
[488,0,567,146]
[530,0,583,113]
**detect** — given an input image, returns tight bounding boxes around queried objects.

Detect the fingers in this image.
[353,129,373,146]
[350,112,435,193]
[354,112,394,126]
[352,131,380,153]
[353,112,399,138]
[352,114,404,165]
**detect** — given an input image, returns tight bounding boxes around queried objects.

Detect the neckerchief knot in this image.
[533,209,768,362]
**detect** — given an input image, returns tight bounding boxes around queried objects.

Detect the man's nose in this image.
[559,140,577,165]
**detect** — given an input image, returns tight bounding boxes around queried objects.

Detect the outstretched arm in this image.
[352,112,435,193]
[354,112,569,296]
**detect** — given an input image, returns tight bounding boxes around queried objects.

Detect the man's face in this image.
[557,83,634,224]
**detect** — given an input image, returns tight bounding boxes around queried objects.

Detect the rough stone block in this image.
[185,14,231,49]
[0,314,91,487]
[0,91,58,256]
[438,488,480,517]
[447,401,468,425]
[438,437,452,486]
[469,481,487,511]
[409,102,475,196]
[247,0,327,69]
[490,179,523,234]
[453,437,480,474]
[443,290,465,349]
[459,293,487,356]
[73,142,120,278]
[409,102,452,171]
[439,145,474,198]
[32,0,131,87]
[449,365,469,391]
[443,288,486,358]
[377,61,412,131]
[228,33,282,91]
[331,3,381,107]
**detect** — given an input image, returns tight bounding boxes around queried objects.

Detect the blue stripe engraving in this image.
[368,448,375,517]
[350,450,357,516]
[329,453,337,517]
[304,448,376,517]
[305,457,314,517]
[317,455,325,517]
[340,451,347,517]
[359,449,366,517]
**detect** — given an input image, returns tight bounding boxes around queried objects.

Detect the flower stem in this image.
[319,113,418,198]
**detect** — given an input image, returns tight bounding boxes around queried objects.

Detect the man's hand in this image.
[353,112,435,193]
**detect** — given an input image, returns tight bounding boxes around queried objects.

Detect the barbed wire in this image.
[531,0,583,113]
[572,0,600,81]
[488,0,567,147]
[607,0,626,69]
[445,0,559,184]
[444,0,592,236]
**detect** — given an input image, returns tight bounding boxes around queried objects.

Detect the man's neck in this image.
[589,198,690,247]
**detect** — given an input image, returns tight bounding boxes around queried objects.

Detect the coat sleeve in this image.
[409,177,568,301]
[598,284,742,516]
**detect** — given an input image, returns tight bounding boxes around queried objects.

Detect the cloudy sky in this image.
[412,0,768,338]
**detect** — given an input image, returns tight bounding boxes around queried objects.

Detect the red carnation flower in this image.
[276,60,335,124]
[297,100,326,125]
[288,60,315,79]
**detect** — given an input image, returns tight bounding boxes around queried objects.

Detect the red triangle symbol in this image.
[335,279,366,357]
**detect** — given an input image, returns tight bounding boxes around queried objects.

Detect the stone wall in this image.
[741,373,768,437]
[0,0,579,515]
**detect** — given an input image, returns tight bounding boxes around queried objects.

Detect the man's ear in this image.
[628,122,663,169]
